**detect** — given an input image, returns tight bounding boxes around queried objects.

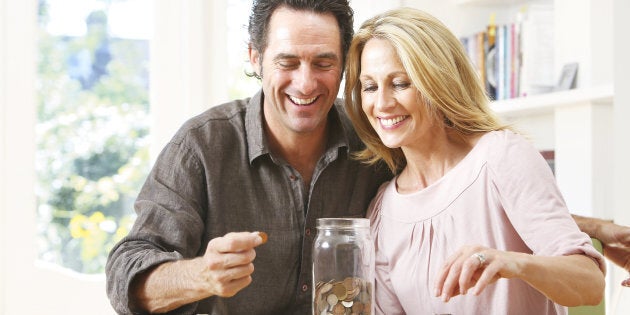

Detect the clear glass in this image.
[312,218,374,315]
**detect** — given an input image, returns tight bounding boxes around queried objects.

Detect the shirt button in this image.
[305,228,311,236]
[301,284,309,292]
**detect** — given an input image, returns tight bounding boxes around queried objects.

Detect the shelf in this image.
[490,84,614,117]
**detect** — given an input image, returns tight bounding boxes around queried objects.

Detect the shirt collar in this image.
[245,89,360,165]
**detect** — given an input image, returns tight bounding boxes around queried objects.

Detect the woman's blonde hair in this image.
[344,7,509,173]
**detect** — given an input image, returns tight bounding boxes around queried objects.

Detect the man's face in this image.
[250,7,342,137]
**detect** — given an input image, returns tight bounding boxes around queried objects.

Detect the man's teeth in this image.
[289,96,317,105]
[380,116,406,126]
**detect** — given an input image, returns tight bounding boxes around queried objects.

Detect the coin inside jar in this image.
[313,277,372,315]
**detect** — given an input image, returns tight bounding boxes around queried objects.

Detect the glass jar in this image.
[312,218,374,315]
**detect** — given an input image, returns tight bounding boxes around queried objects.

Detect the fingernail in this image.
[434,288,439,297]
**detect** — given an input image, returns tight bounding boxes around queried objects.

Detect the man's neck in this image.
[266,124,328,186]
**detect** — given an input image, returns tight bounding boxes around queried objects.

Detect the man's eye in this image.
[278,61,298,69]
[316,62,333,69]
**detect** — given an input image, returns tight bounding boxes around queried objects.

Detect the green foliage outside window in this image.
[36,0,150,274]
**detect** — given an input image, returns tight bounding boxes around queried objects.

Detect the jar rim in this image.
[316,218,369,229]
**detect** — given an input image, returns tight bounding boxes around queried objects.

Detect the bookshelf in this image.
[408,0,615,218]
[492,84,613,117]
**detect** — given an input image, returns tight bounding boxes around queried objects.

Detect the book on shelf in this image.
[540,150,555,175]
[459,4,555,101]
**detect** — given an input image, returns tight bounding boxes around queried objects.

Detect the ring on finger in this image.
[472,252,486,267]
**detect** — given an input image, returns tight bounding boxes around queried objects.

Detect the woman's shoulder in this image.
[366,180,395,222]
[477,130,539,161]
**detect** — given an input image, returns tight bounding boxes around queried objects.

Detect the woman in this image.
[344,7,606,315]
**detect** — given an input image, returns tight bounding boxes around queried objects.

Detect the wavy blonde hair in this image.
[344,7,509,173]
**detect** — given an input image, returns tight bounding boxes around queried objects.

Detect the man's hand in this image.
[573,214,630,286]
[201,231,266,297]
[133,231,266,313]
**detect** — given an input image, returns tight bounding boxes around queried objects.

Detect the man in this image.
[106,1,389,314]
[107,1,630,314]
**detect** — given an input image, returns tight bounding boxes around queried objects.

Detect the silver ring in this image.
[472,252,486,267]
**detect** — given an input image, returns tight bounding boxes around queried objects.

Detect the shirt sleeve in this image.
[105,140,207,314]
[487,132,605,273]
[367,183,406,315]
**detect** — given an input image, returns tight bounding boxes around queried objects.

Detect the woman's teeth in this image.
[380,116,407,127]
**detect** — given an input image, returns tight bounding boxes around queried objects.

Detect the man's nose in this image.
[294,66,317,95]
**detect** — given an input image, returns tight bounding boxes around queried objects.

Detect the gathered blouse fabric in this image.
[368,130,606,315]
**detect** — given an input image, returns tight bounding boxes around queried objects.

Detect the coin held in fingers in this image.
[258,231,268,244]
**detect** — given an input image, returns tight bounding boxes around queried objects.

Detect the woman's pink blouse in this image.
[367,130,606,315]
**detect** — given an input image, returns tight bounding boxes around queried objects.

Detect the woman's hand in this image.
[434,243,604,306]
[433,244,526,302]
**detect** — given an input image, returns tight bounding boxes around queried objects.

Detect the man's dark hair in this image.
[247,0,354,79]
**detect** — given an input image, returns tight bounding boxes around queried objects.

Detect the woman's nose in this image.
[375,88,395,110]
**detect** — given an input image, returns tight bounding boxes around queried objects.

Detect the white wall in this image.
[150,0,228,158]
[611,0,630,312]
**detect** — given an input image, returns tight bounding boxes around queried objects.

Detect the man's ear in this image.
[248,44,261,77]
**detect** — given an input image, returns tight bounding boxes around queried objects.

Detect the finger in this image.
[207,262,256,296]
[459,254,483,295]
[440,258,466,302]
[471,263,498,296]
[213,273,254,297]
[434,251,461,297]
[216,262,256,283]
[206,249,257,270]
[208,232,264,253]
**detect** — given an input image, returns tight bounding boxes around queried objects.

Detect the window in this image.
[227,0,259,99]
[36,0,152,274]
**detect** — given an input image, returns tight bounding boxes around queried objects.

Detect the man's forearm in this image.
[571,214,612,240]
[132,258,210,313]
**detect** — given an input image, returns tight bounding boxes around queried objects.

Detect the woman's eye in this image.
[362,84,377,92]
[393,82,411,89]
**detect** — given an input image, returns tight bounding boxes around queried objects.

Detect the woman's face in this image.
[359,38,436,149]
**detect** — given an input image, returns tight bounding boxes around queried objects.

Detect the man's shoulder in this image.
[174,97,251,138]
[191,97,250,126]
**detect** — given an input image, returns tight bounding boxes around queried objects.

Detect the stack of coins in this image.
[313,277,372,315]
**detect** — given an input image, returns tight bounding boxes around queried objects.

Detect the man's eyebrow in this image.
[314,52,339,60]
[273,53,298,62]
[272,52,339,62]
